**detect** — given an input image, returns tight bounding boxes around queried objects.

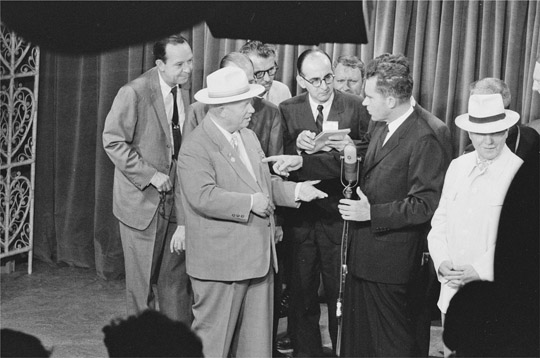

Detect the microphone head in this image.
[344,144,357,164]
[343,144,358,183]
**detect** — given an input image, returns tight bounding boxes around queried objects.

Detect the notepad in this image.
[305,128,351,154]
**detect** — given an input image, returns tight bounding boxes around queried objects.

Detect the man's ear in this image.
[156,59,165,71]
[386,96,397,109]
[297,75,307,90]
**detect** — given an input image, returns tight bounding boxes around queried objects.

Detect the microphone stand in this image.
[336,155,361,357]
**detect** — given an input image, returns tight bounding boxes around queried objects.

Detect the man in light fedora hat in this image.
[428,93,524,357]
[175,66,328,358]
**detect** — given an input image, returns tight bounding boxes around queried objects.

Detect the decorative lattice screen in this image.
[0,22,40,274]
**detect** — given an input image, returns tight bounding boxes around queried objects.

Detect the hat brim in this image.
[455,109,520,133]
[194,84,265,104]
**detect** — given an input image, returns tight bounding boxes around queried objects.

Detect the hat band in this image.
[208,85,250,99]
[469,113,505,124]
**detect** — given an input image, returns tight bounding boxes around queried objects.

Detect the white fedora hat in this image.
[194,67,264,104]
[455,94,519,134]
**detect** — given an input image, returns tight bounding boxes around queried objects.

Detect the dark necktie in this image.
[171,86,182,160]
[315,105,324,133]
[372,124,389,159]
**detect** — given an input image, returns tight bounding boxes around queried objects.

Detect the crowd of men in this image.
[102,35,540,358]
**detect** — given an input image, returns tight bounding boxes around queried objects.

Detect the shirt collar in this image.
[209,113,235,142]
[386,105,413,134]
[468,145,513,177]
[308,91,335,118]
[158,71,177,99]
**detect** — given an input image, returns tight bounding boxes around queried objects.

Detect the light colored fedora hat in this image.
[455,93,519,134]
[194,67,264,104]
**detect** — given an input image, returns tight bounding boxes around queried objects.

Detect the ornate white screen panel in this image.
[0,22,39,274]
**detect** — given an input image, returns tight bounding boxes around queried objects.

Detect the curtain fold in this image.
[33,0,539,279]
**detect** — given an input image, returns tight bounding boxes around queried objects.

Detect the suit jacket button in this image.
[268,223,271,227]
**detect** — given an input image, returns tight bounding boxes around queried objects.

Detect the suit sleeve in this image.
[177,140,252,223]
[268,110,284,156]
[428,165,454,280]
[370,135,446,230]
[102,85,157,189]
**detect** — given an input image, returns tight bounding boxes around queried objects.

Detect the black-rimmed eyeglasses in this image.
[254,66,279,79]
[299,73,335,88]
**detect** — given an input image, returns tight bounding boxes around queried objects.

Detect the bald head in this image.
[470,78,511,108]
[219,52,255,83]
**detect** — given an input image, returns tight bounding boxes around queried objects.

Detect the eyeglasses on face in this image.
[254,65,278,79]
[300,73,335,88]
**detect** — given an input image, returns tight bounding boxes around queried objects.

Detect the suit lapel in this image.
[240,129,266,193]
[364,113,417,174]
[298,94,319,133]
[203,118,261,193]
[327,90,345,125]
[147,68,172,147]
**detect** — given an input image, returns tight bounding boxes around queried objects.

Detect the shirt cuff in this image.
[294,183,302,201]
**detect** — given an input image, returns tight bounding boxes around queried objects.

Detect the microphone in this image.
[343,144,358,185]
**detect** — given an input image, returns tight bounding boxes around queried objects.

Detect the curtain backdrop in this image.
[33,0,540,279]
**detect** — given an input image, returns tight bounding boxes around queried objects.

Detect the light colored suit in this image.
[177,115,299,357]
[102,67,192,323]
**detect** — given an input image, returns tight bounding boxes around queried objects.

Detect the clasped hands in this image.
[438,261,481,288]
[296,129,353,153]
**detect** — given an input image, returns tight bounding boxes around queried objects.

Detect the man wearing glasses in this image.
[240,41,291,106]
[278,48,370,357]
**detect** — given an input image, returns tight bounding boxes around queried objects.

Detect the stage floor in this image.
[1,258,443,357]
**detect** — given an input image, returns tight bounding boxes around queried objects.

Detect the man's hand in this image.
[338,187,371,221]
[453,264,480,285]
[262,155,303,177]
[297,180,328,201]
[252,192,275,218]
[170,225,186,255]
[325,134,354,152]
[438,261,464,289]
[275,226,284,244]
[150,172,172,192]
[296,130,316,151]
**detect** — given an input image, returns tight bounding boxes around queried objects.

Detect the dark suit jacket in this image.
[414,104,453,162]
[103,67,190,230]
[349,110,447,284]
[279,90,370,242]
[295,103,451,184]
[184,97,283,157]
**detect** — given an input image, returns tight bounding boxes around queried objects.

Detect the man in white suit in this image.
[176,67,327,358]
[428,94,523,357]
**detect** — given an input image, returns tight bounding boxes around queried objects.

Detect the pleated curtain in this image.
[33,0,540,279]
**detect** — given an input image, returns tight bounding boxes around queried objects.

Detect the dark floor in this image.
[1,257,444,357]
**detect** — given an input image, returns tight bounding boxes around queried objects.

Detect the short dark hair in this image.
[103,310,203,357]
[334,55,365,78]
[470,78,511,108]
[296,48,333,75]
[240,40,277,59]
[1,329,52,357]
[153,34,190,63]
[364,53,413,101]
